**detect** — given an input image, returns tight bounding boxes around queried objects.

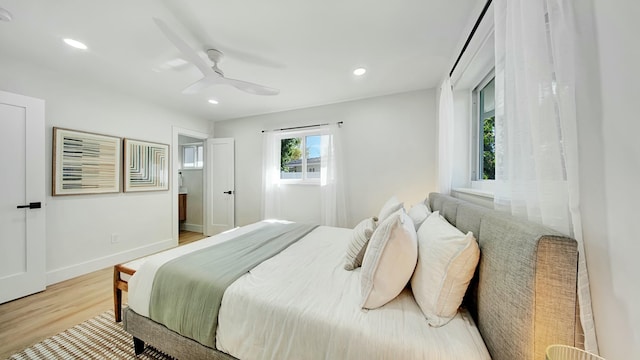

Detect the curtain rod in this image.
[449,0,493,77]
[261,121,343,133]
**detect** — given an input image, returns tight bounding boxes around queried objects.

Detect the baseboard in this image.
[46,238,176,286]
[181,223,203,233]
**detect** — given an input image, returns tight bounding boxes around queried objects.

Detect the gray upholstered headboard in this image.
[427,193,582,360]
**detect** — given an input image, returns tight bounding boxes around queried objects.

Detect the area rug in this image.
[8,311,173,360]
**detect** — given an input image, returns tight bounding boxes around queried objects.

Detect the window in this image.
[279,131,327,183]
[182,143,204,169]
[473,73,495,180]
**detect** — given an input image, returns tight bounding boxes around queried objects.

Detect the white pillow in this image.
[410,211,480,327]
[377,196,404,223]
[344,217,377,271]
[361,209,418,309]
[407,202,431,230]
[423,197,432,212]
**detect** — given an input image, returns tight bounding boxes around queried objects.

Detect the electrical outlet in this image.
[111,233,120,244]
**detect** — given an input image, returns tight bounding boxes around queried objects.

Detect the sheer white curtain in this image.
[320,124,348,227]
[262,125,347,226]
[437,77,454,195]
[261,131,282,219]
[494,0,597,352]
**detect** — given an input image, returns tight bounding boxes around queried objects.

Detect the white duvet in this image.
[129,222,491,360]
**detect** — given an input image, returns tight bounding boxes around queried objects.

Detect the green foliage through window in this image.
[279,134,326,182]
[482,116,495,180]
[280,138,301,172]
[479,76,495,180]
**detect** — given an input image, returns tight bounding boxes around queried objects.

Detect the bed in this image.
[121,193,582,360]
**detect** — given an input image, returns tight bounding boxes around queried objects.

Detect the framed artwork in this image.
[123,138,169,192]
[52,127,122,196]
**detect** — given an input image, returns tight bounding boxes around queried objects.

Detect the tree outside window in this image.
[479,77,495,180]
[482,115,495,179]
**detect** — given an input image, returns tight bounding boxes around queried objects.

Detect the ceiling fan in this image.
[153,18,279,96]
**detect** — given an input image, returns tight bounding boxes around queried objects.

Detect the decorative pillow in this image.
[344,217,377,271]
[360,209,418,309]
[423,197,432,212]
[410,211,480,327]
[377,196,404,223]
[407,202,431,231]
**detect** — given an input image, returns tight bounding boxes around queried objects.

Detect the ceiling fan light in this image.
[63,38,88,50]
[208,99,219,105]
[353,67,367,76]
[167,58,188,67]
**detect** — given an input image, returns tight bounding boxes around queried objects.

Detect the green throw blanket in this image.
[149,222,318,348]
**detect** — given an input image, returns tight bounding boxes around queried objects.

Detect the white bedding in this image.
[128,222,491,360]
[128,221,286,317]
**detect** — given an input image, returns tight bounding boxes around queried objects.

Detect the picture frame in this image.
[52,127,122,196]
[123,138,169,192]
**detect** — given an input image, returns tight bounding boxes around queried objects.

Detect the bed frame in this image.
[122,193,582,360]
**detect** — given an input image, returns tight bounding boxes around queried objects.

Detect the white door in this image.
[0,91,46,304]
[205,138,235,236]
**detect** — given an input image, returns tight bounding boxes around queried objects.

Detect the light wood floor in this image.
[177,230,207,246]
[0,230,206,359]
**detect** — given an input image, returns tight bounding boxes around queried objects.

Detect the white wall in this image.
[214,89,437,227]
[0,55,211,284]
[575,1,640,358]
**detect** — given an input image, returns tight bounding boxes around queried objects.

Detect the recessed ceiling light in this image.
[208,99,219,105]
[63,38,88,50]
[353,68,367,76]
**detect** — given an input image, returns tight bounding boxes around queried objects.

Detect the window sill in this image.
[452,188,495,209]
[278,181,320,186]
[179,168,203,171]
[453,187,494,199]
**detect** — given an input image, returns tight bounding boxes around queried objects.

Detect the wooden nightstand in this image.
[178,193,187,221]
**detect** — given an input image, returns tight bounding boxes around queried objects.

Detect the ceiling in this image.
[0,0,477,121]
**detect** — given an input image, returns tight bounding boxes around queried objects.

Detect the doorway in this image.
[178,134,205,235]
[171,127,208,243]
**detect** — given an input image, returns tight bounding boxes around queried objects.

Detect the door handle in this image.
[17,202,41,209]
[223,191,233,195]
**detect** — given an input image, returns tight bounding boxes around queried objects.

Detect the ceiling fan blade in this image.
[153,17,279,96]
[182,76,221,94]
[153,18,213,77]
[222,77,280,96]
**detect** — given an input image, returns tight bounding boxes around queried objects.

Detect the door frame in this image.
[171,126,209,243]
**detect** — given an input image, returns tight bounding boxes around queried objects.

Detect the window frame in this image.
[471,70,496,187]
[276,128,327,185]
[181,143,204,169]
